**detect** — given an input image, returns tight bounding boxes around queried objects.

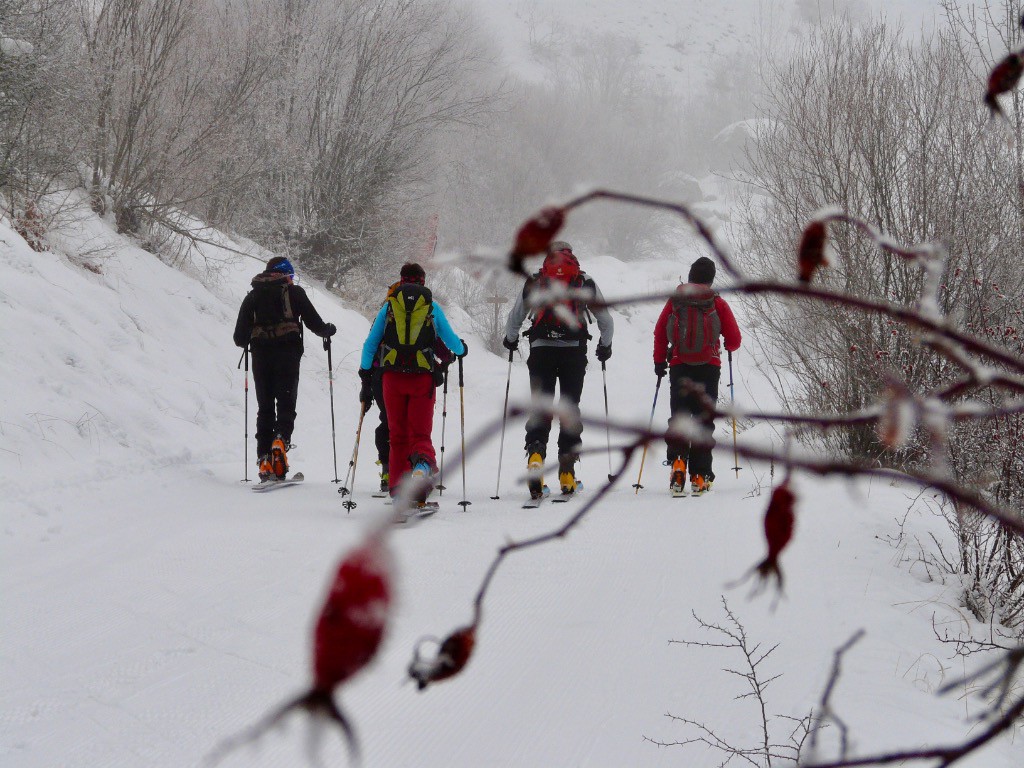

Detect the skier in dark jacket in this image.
[233,256,336,480]
[358,262,465,502]
[503,241,614,499]
[652,256,741,496]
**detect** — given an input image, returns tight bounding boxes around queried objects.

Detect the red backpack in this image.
[667,284,721,363]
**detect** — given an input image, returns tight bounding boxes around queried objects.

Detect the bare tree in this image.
[227,0,494,292]
[732,12,1023,631]
[1,0,90,227]
[77,0,278,234]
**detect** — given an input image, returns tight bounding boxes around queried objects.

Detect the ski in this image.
[252,472,305,492]
[394,502,439,525]
[521,485,551,509]
[551,480,584,503]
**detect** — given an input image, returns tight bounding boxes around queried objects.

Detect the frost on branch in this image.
[407,624,477,690]
[523,280,597,330]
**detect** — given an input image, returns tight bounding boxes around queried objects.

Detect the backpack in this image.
[249,275,300,342]
[667,284,721,363]
[525,272,594,343]
[380,283,437,372]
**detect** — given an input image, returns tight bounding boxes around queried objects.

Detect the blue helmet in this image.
[266,257,295,277]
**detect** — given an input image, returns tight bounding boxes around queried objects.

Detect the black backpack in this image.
[249,276,300,342]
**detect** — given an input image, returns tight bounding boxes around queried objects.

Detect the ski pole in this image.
[437,366,449,494]
[239,346,250,483]
[633,373,664,494]
[338,403,367,511]
[491,348,514,500]
[324,336,339,483]
[601,360,613,482]
[728,350,741,478]
[457,355,470,509]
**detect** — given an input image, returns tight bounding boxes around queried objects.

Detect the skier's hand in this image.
[323,322,337,337]
[502,336,518,352]
[655,361,668,378]
[358,369,373,406]
[457,339,468,358]
[595,343,612,362]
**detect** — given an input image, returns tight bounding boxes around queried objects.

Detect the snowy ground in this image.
[2,200,1018,767]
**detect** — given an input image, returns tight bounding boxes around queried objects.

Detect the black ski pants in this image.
[524,345,587,459]
[667,363,721,480]
[371,368,389,469]
[252,343,302,457]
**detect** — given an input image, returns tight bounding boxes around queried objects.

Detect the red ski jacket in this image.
[653,290,741,368]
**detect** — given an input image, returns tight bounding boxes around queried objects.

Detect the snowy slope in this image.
[2,192,1019,767]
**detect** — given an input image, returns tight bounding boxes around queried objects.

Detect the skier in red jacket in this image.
[652,256,741,496]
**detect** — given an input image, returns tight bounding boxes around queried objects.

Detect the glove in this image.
[323,322,337,337]
[358,369,373,406]
[457,339,468,358]
[595,343,612,362]
[502,336,519,352]
[655,361,668,378]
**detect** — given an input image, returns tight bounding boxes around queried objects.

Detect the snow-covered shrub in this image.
[736,11,1023,629]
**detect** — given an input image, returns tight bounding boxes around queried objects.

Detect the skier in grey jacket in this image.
[503,241,614,497]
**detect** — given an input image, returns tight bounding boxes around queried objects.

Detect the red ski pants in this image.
[382,371,437,491]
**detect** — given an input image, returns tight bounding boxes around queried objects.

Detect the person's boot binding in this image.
[558,453,577,495]
[258,454,273,482]
[270,436,288,479]
[670,458,687,495]
[690,474,712,495]
[527,447,545,499]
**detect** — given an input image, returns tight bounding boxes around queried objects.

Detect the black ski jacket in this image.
[233,271,331,353]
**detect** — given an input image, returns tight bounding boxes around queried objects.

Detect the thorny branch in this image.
[807,630,866,761]
[645,598,815,765]
[802,639,1024,768]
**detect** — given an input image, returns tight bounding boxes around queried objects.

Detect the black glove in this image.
[323,322,337,337]
[595,343,612,362]
[457,339,468,358]
[358,369,373,406]
[655,361,668,378]
[502,336,519,352]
